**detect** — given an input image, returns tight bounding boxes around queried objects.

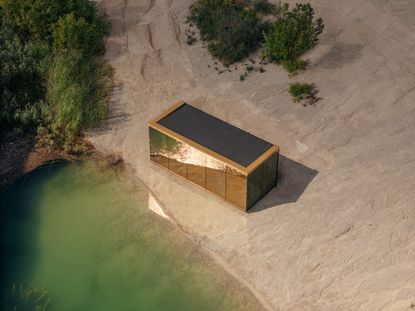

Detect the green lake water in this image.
[0,161,263,311]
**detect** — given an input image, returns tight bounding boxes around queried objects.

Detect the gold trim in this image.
[246,145,279,174]
[150,100,186,123]
[150,159,247,212]
[148,101,281,176]
[149,121,248,174]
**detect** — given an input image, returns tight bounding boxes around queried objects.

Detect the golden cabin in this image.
[148,101,279,212]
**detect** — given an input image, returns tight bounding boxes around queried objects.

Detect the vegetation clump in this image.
[188,0,274,65]
[289,82,320,106]
[263,3,324,73]
[0,0,111,152]
[188,0,324,79]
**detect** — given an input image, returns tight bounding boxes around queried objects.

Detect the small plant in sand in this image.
[289,82,320,106]
[282,59,309,75]
[263,3,324,74]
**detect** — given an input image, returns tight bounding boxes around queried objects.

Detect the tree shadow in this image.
[248,155,318,213]
[92,84,130,134]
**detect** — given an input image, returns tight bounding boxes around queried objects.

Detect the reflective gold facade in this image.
[149,125,278,211]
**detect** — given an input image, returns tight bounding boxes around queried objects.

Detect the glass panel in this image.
[186,145,206,188]
[226,167,247,210]
[262,152,278,195]
[247,164,263,208]
[166,136,187,178]
[149,128,168,168]
[205,155,226,198]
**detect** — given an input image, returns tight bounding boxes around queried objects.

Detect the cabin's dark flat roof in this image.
[157,104,273,167]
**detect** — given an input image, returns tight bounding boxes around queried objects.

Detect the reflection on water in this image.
[0,161,263,311]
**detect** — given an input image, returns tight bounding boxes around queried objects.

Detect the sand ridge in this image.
[91,0,415,309]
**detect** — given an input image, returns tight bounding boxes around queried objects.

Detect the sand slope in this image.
[91,0,415,309]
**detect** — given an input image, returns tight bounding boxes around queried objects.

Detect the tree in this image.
[52,13,105,55]
[188,0,271,65]
[263,3,324,65]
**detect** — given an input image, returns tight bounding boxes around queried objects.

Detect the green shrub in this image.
[0,0,63,40]
[0,0,105,42]
[263,3,324,64]
[289,82,314,102]
[282,58,308,74]
[0,25,49,129]
[252,0,279,15]
[52,12,107,54]
[42,51,109,148]
[188,0,272,65]
[0,0,111,148]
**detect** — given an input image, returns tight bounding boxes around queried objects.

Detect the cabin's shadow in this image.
[248,155,318,213]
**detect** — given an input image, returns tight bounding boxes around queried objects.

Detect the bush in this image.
[263,3,324,65]
[0,0,64,40]
[52,12,107,54]
[289,82,314,102]
[0,0,110,148]
[282,58,308,74]
[188,0,272,65]
[0,25,49,129]
[252,0,279,15]
[42,51,109,148]
[0,0,110,149]
[0,0,105,42]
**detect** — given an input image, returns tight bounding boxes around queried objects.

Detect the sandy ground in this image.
[91,0,415,310]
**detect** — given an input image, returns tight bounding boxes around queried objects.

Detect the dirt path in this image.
[91,0,415,309]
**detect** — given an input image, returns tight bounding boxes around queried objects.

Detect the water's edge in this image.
[122,163,275,311]
[4,148,274,311]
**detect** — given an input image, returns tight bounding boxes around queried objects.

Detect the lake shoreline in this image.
[0,133,125,190]
[120,162,275,311]
[1,159,265,311]
[0,132,72,189]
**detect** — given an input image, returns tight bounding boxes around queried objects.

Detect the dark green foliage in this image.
[263,3,324,69]
[289,82,314,102]
[41,51,109,149]
[0,0,64,41]
[0,0,111,148]
[188,0,323,71]
[52,12,107,54]
[0,25,49,129]
[252,0,279,15]
[188,0,272,65]
[0,0,104,42]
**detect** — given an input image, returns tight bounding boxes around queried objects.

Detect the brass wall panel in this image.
[166,135,187,178]
[226,167,247,210]
[205,155,226,198]
[149,127,168,169]
[186,145,206,188]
